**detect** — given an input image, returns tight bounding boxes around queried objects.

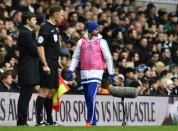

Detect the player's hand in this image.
[109,74,115,84]
[66,70,73,81]
[68,81,74,85]
[43,65,50,75]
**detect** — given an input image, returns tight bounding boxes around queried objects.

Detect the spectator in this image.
[147,52,160,67]
[18,0,34,13]
[0,44,7,67]
[3,35,16,61]
[170,64,178,78]
[150,78,161,95]
[115,74,125,86]
[154,61,165,78]
[0,62,11,74]
[130,51,141,67]
[160,48,172,66]
[171,77,178,95]
[124,67,135,86]
[12,11,22,29]
[0,70,14,91]
[145,3,157,26]
[140,76,150,95]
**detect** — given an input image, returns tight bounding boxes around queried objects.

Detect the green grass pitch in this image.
[0,126,178,131]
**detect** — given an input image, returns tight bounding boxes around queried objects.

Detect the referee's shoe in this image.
[46,121,62,126]
[35,121,46,126]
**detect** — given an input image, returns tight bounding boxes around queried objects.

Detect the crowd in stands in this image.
[0,0,178,96]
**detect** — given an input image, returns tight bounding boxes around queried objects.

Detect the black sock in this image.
[36,96,45,123]
[45,98,53,123]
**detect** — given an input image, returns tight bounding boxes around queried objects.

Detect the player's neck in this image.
[48,18,56,26]
[88,33,93,40]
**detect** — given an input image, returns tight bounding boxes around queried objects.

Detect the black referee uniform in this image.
[36,21,60,125]
[37,21,60,88]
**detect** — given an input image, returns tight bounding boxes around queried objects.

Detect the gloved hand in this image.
[66,70,73,81]
[109,74,115,84]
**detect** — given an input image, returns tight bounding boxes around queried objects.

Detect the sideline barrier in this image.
[0,92,170,126]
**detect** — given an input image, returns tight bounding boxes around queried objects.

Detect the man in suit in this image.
[17,12,39,126]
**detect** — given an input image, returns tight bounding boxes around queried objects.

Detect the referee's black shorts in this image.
[39,60,59,89]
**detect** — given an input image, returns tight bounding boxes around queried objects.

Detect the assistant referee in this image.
[35,5,64,126]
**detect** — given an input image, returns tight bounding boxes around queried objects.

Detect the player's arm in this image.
[66,39,82,82]
[100,39,114,75]
[68,39,82,71]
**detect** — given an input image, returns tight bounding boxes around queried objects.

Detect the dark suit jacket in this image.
[17,26,39,86]
[0,81,18,92]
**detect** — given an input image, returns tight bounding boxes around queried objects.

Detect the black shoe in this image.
[17,123,28,126]
[46,121,61,126]
[17,121,28,126]
[35,121,46,126]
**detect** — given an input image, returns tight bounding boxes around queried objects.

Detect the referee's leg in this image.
[36,88,49,124]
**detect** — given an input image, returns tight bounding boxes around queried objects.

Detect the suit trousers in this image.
[17,85,34,125]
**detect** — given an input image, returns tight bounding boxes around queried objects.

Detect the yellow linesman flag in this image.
[53,75,70,112]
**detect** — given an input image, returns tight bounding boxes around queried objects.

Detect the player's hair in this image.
[49,5,63,17]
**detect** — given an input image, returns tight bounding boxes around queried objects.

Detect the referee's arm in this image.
[37,34,50,74]
[37,36,47,66]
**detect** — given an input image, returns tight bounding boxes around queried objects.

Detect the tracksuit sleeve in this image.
[68,39,82,71]
[100,39,114,75]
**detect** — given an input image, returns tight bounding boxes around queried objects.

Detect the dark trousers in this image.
[17,85,34,125]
